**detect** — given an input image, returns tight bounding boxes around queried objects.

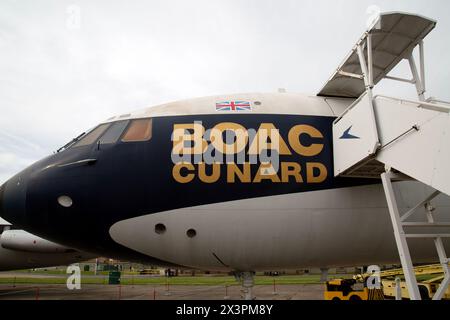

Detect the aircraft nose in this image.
[0,183,4,218]
[0,175,28,228]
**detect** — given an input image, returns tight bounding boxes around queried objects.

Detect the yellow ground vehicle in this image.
[380,264,450,300]
[324,264,450,300]
[324,278,384,300]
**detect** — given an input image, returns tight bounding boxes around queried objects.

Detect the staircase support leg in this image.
[381,171,422,300]
[432,237,450,300]
[424,200,450,300]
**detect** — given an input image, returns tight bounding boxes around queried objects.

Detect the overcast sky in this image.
[0,0,449,183]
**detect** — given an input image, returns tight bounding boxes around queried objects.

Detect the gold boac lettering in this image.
[248,123,291,155]
[210,122,248,154]
[288,125,324,156]
[172,123,207,156]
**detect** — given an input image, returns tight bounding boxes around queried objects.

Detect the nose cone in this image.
[0,174,28,228]
[0,183,4,218]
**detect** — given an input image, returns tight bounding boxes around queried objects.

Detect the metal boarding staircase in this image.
[318,12,450,300]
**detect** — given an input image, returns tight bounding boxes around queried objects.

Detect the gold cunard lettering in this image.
[171,122,327,184]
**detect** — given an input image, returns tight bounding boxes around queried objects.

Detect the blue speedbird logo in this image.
[339,126,360,139]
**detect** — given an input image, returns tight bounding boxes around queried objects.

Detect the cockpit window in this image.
[72,123,110,147]
[122,118,152,142]
[99,120,129,145]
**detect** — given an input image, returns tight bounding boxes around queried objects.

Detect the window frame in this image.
[71,123,110,148]
[98,120,130,145]
[121,118,153,143]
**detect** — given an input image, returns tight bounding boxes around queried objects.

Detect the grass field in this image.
[0,274,330,286]
[4,273,439,287]
[10,269,111,276]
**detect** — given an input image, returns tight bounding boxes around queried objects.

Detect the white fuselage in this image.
[110,181,450,271]
[2,92,449,271]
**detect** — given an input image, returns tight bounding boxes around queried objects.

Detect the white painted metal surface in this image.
[333,95,450,184]
[0,229,95,271]
[0,217,11,226]
[318,12,436,98]
[0,229,73,253]
[381,172,421,300]
[329,11,449,300]
[109,182,450,271]
[425,202,450,300]
[102,93,353,123]
[333,92,379,176]
[375,96,450,195]
[381,171,450,300]
[0,244,94,271]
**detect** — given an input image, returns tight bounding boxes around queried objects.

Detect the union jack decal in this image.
[215,101,252,111]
